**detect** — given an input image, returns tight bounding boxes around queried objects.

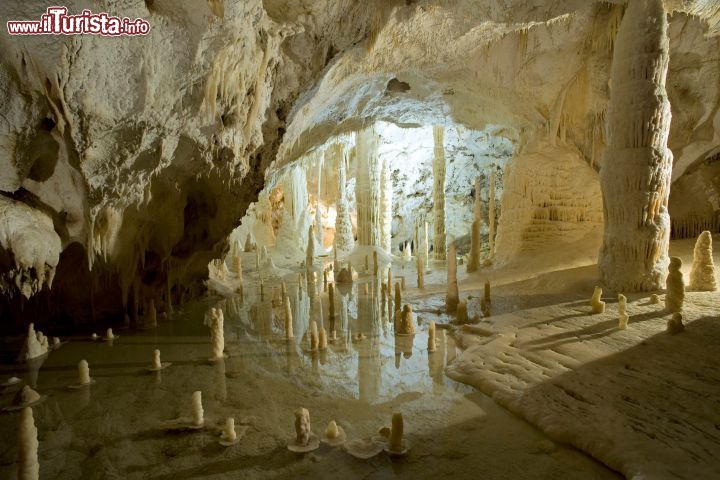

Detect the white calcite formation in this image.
[207,308,225,360]
[17,407,39,480]
[293,407,313,446]
[599,0,673,292]
[334,145,355,253]
[446,242,459,313]
[355,126,382,247]
[221,418,237,444]
[665,257,685,313]
[432,126,446,261]
[191,391,204,427]
[78,360,91,386]
[688,231,716,291]
[618,294,629,330]
[305,225,315,269]
[22,323,48,361]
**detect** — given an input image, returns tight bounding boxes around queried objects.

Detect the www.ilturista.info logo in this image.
[7,7,150,36]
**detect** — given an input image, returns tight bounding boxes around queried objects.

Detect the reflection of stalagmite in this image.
[599,0,673,292]
[689,231,716,291]
[417,253,425,289]
[432,126,446,260]
[427,321,437,352]
[389,413,404,452]
[468,176,482,273]
[17,407,39,480]
[446,241,459,313]
[397,304,415,334]
[665,257,685,313]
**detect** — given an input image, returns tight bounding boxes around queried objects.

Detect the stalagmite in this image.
[689,231,717,291]
[446,241,459,313]
[599,0,673,292]
[387,412,407,454]
[232,252,242,282]
[380,156,392,253]
[468,176,482,273]
[106,328,114,340]
[17,407,39,480]
[244,233,255,252]
[152,349,162,370]
[208,308,225,360]
[484,280,491,304]
[146,300,157,328]
[403,242,412,260]
[306,224,315,269]
[456,300,468,324]
[618,294,629,330]
[318,327,327,350]
[284,295,294,339]
[334,145,354,252]
[191,391,204,427]
[309,320,319,350]
[667,312,685,334]
[294,408,312,445]
[423,221,429,265]
[591,287,605,314]
[432,125,446,260]
[220,418,237,445]
[78,360,91,385]
[650,294,660,304]
[373,251,378,276]
[356,126,382,247]
[328,283,336,335]
[665,257,685,313]
[22,324,48,361]
[365,255,369,273]
[322,420,346,446]
[488,169,496,258]
[428,321,437,352]
[394,282,402,310]
[323,270,328,291]
[416,253,425,289]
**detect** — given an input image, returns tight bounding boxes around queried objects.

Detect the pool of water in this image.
[0,275,618,479]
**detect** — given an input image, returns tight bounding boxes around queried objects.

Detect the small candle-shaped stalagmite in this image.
[650,293,660,304]
[284,296,294,339]
[191,391,204,426]
[389,412,404,452]
[221,417,237,443]
[147,299,157,328]
[295,407,311,445]
[153,349,162,370]
[78,360,91,385]
[232,254,242,281]
[397,304,415,334]
[394,282,402,308]
[618,294,629,330]
[484,280,491,303]
[591,286,605,313]
[428,321,437,352]
[52,337,60,347]
[106,328,114,339]
[326,420,339,439]
[17,407,39,480]
[318,327,327,350]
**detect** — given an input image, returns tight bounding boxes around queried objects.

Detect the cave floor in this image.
[0,273,618,479]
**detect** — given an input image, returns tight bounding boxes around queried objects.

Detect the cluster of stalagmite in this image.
[599,0,673,292]
[432,126,446,260]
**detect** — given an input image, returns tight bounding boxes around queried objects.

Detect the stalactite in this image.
[356,126,382,247]
[468,176,482,273]
[599,0,673,292]
[432,125,446,260]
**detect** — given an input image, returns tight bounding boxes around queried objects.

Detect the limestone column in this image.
[468,176,482,273]
[356,126,382,247]
[380,157,392,253]
[334,145,355,252]
[432,125,446,260]
[599,0,673,291]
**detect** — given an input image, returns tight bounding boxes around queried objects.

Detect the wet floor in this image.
[0,274,619,479]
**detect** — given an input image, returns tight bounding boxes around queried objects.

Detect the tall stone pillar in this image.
[356,126,382,247]
[380,158,392,253]
[333,144,354,252]
[432,125,446,260]
[599,0,673,291]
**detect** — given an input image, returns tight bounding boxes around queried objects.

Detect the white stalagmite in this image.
[356,126,382,246]
[284,295,294,339]
[23,323,48,361]
[221,418,237,443]
[153,349,162,370]
[591,287,605,314]
[318,327,327,350]
[208,308,225,359]
[232,253,242,281]
[191,391,204,427]
[599,0,673,292]
[334,145,355,252]
[618,294,629,330]
[446,241,459,313]
[276,166,310,258]
[17,407,39,480]
[432,125,446,260]
[78,360,91,385]
[488,169,496,258]
[294,408,312,446]
[244,233,255,253]
[688,231,716,291]
[468,176,482,273]
[665,257,685,313]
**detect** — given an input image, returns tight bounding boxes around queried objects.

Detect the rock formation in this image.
[665,257,685,313]
[432,126,446,260]
[17,407,39,480]
[688,231,716,291]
